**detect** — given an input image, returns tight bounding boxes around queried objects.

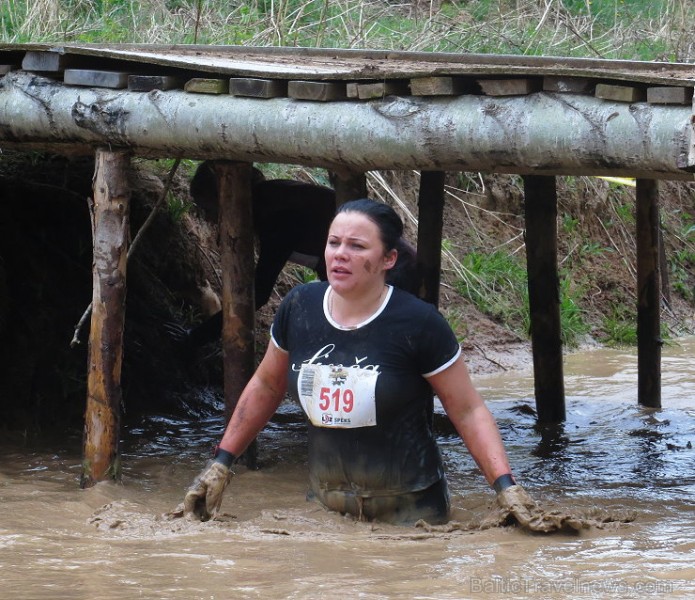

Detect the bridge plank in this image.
[7,43,695,86]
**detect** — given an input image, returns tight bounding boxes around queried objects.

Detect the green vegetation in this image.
[2,0,694,62]
[453,249,589,347]
[455,250,528,329]
[602,307,637,346]
[2,1,695,347]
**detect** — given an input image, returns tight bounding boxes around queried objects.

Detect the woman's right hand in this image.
[183,460,234,521]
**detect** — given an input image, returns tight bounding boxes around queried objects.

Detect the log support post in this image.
[636,178,662,408]
[523,175,566,423]
[214,161,257,466]
[81,148,131,488]
[330,169,367,206]
[416,171,446,307]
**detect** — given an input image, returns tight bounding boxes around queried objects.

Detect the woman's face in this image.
[325,211,396,297]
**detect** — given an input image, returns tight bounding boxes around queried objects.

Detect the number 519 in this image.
[319,387,354,413]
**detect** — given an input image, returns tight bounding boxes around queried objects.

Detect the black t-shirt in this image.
[271,282,461,497]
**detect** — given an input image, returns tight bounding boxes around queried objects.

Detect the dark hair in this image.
[336,198,403,252]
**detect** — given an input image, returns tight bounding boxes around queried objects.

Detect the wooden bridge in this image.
[1,43,693,485]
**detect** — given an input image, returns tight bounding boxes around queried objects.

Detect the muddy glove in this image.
[496,483,541,526]
[183,449,236,521]
[495,475,579,533]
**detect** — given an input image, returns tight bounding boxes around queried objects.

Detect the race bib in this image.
[298,363,378,428]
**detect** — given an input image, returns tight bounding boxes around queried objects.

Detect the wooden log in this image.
[330,169,367,206]
[416,171,445,307]
[0,71,692,179]
[81,148,131,488]
[214,161,257,466]
[523,175,566,423]
[64,69,130,89]
[636,178,662,408]
[229,77,287,98]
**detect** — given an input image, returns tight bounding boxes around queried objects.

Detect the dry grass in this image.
[2,0,694,61]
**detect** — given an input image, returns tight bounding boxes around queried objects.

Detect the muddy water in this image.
[2,340,694,599]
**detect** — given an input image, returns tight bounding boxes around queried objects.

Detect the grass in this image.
[453,249,590,347]
[2,0,695,61]
[602,308,637,346]
[455,250,528,329]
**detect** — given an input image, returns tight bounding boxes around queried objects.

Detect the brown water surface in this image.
[1,340,694,599]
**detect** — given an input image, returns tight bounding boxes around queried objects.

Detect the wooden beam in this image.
[214,161,257,466]
[22,50,74,72]
[229,77,287,98]
[128,75,183,92]
[478,78,541,96]
[595,83,646,103]
[81,148,131,488]
[410,76,469,96]
[64,69,130,89]
[288,80,347,101]
[416,171,445,307]
[636,178,662,408]
[647,86,693,105]
[523,175,566,423]
[543,76,595,94]
[355,80,409,100]
[184,78,229,94]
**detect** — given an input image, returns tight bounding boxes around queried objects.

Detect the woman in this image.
[182,199,546,529]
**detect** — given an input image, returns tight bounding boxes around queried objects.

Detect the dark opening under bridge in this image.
[1,43,693,485]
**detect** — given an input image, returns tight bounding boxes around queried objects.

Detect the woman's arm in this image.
[428,356,513,486]
[217,340,289,457]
